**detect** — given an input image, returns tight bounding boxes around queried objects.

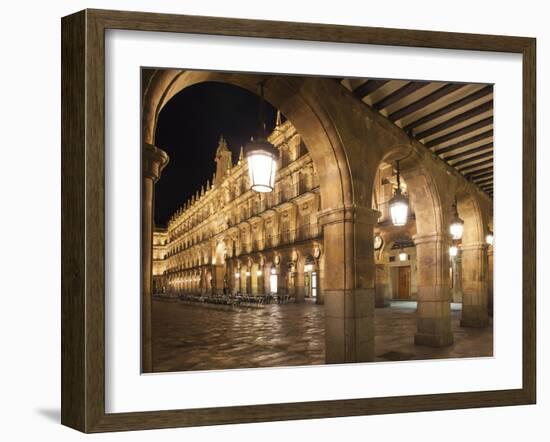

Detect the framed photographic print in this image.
[61,9,536,433]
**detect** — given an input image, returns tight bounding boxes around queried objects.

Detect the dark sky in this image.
[153,80,279,227]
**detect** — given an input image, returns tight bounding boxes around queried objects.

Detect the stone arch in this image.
[143,70,354,210]
[456,184,492,327]
[371,144,456,347]
[142,69,414,365]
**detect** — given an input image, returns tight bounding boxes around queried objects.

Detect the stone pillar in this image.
[316,256,325,304]
[461,243,489,327]
[142,143,169,373]
[277,264,286,295]
[318,206,378,363]
[451,255,463,303]
[413,233,453,347]
[374,264,389,308]
[487,247,493,317]
[213,265,225,295]
[295,263,306,303]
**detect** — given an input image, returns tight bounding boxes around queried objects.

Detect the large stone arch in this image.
[457,184,492,327]
[143,70,354,210]
[372,144,456,347]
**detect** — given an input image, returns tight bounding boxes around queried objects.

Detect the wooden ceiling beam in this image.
[469,170,493,181]
[433,130,493,155]
[373,81,430,110]
[403,84,493,132]
[388,83,466,122]
[467,165,493,177]
[457,158,494,173]
[352,79,390,99]
[476,177,494,185]
[426,116,493,148]
[449,149,493,167]
[415,101,493,139]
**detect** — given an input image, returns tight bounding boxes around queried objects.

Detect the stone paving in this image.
[151,298,493,373]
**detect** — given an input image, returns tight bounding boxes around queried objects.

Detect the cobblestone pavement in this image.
[151,299,493,373]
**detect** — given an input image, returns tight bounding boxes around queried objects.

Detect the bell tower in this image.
[214,135,232,187]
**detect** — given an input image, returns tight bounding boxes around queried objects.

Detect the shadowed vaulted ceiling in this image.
[340,78,494,197]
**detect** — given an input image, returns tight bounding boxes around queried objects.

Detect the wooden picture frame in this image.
[61,8,536,433]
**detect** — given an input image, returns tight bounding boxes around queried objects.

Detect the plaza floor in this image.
[151,298,493,373]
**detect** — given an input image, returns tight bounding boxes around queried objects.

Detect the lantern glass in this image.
[486,231,494,245]
[398,251,407,262]
[450,216,464,240]
[449,245,458,257]
[234,272,240,279]
[256,270,263,276]
[389,193,409,226]
[245,139,279,193]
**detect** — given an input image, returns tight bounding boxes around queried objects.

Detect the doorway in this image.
[270,273,278,293]
[397,266,411,299]
[305,271,318,299]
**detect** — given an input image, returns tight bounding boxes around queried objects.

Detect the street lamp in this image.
[389,159,409,226]
[398,249,408,262]
[449,245,458,257]
[244,82,279,193]
[449,196,464,240]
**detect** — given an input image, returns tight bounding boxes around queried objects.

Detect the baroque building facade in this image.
[153,118,324,303]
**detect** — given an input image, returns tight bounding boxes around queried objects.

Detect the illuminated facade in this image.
[154,119,323,302]
[152,227,168,294]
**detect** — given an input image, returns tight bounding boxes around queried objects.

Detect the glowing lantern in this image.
[449,197,464,240]
[244,82,279,193]
[389,160,409,226]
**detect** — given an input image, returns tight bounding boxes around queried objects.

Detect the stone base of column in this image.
[460,306,490,328]
[415,288,454,348]
[414,331,453,347]
[295,286,306,303]
[375,282,389,308]
[324,288,375,363]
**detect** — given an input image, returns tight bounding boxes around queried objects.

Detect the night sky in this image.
[153,80,279,227]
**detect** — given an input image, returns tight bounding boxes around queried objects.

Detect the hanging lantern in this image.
[256,270,263,277]
[244,82,279,193]
[449,196,464,240]
[449,245,458,257]
[486,229,494,246]
[389,159,409,226]
[398,249,407,262]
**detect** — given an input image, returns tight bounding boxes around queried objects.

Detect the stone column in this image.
[142,143,169,373]
[316,256,324,305]
[295,264,306,303]
[487,246,493,317]
[451,255,463,303]
[277,264,286,295]
[318,205,378,363]
[413,233,453,347]
[461,243,489,327]
[213,265,225,295]
[375,264,389,308]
